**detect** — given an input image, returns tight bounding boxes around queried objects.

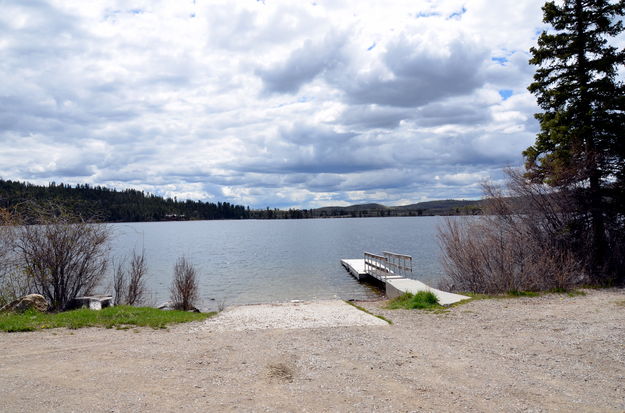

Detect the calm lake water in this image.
[109,217,448,310]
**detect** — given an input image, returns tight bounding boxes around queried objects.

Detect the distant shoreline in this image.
[1,178,481,223]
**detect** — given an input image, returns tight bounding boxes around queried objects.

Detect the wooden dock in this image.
[341,252,469,306]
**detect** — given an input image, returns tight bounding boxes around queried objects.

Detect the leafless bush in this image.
[112,259,126,306]
[438,169,585,294]
[11,206,110,311]
[170,256,199,311]
[0,209,30,306]
[113,249,148,306]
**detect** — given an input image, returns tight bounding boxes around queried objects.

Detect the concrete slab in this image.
[341,259,367,280]
[386,278,469,306]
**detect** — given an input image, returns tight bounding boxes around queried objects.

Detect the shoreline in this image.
[1,289,624,412]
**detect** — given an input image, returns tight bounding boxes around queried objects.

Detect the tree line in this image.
[0,180,248,222]
[0,180,481,222]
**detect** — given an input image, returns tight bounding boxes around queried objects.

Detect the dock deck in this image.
[341,253,469,306]
[340,259,367,280]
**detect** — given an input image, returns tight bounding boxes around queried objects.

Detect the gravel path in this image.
[1,289,624,412]
[196,300,388,332]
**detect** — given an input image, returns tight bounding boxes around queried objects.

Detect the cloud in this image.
[0,0,546,208]
[256,32,348,94]
[331,35,489,108]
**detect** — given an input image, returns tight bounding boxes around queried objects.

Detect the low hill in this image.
[309,199,481,217]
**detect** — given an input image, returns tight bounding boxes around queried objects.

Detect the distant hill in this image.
[314,203,388,213]
[309,199,481,217]
[395,199,482,215]
[0,178,481,222]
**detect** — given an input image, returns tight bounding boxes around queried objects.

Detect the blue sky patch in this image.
[491,56,508,65]
[415,11,441,18]
[448,7,467,20]
[499,89,513,100]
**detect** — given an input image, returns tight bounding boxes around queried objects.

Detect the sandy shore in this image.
[1,289,624,412]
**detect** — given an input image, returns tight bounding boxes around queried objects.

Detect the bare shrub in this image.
[439,169,585,294]
[113,249,148,306]
[170,256,199,311]
[12,206,110,311]
[0,209,29,306]
[112,259,126,306]
[127,250,147,305]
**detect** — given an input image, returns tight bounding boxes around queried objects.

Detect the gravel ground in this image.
[1,289,624,412]
[196,300,389,332]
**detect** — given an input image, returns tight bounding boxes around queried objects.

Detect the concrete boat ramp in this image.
[341,252,469,306]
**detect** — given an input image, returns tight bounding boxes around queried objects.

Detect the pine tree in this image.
[525,0,625,282]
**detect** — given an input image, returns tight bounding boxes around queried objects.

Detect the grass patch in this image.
[507,290,540,297]
[446,288,588,308]
[0,306,216,332]
[386,291,443,310]
[344,301,392,324]
[546,287,587,296]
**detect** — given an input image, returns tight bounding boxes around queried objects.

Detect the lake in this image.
[109,216,449,310]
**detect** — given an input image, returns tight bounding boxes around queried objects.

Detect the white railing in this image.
[364,252,390,280]
[383,251,412,277]
[363,251,412,280]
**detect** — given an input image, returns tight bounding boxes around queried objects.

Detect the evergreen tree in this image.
[525,0,625,282]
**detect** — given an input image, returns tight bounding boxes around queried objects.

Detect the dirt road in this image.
[1,290,624,412]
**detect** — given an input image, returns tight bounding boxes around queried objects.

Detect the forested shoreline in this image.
[0,179,481,222]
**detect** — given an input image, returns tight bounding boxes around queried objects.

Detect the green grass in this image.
[386,291,443,310]
[0,306,216,332]
[507,290,541,297]
[445,288,588,308]
[344,300,393,324]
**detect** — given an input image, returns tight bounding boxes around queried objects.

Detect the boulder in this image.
[157,301,175,311]
[0,294,49,313]
[157,301,200,312]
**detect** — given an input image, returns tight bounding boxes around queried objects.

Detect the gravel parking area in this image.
[1,289,624,412]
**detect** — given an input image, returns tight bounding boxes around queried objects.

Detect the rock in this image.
[157,301,175,311]
[0,294,49,313]
[66,295,113,311]
[157,301,200,312]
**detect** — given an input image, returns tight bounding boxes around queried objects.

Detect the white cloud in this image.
[0,0,548,208]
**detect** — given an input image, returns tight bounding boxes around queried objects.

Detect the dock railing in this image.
[383,251,412,277]
[364,252,390,280]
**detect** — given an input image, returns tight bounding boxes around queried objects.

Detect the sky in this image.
[1,0,549,208]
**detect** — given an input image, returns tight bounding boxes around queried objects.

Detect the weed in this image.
[386,291,442,310]
[267,363,294,382]
[507,290,540,297]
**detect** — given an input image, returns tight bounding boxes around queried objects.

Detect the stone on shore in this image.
[0,294,49,313]
[157,301,200,312]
